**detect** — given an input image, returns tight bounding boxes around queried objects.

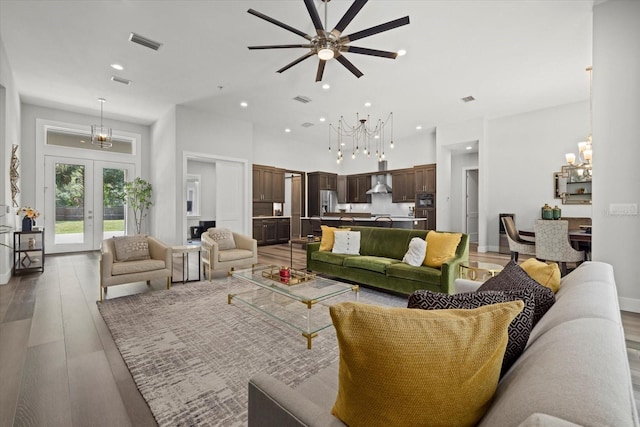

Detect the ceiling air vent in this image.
[293,95,311,104]
[461,95,476,103]
[111,76,132,85]
[301,122,314,128]
[129,32,163,51]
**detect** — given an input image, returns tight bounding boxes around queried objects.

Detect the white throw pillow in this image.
[402,237,427,266]
[332,231,361,255]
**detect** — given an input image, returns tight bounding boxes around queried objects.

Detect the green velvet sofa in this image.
[306,226,469,295]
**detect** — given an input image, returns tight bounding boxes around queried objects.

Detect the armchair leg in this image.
[146,280,151,286]
[510,251,519,262]
[100,285,103,302]
[167,277,171,290]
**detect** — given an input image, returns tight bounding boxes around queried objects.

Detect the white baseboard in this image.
[619,297,640,313]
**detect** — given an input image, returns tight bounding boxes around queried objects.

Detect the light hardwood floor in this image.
[0,244,638,426]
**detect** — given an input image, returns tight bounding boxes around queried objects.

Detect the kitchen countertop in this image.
[301,216,424,222]
[252,216,291,219]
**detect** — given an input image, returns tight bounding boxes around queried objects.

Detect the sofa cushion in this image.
[520,258,561,293]
[208,228,236,250]
[218,248,254,262]
[329,300,523,427]
[113,235,150,262]
[319,225,349,251]
[424,231,462,267]
[311,250,353,266]
[478,261,555,325]
[386,262,441,283]
[343,256,400,274]
[111,259,165,275]
[408,289,535,376]
[332,231,360,255]
[402,237,427,267]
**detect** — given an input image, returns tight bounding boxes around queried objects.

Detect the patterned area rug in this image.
[98,278,406,426]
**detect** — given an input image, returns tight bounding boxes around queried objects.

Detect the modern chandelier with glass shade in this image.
[564,66,593,179]
[329,112,393,164]
[91,98,113,149]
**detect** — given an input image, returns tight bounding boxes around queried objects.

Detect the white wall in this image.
[451,152,479,233]
[0,36,21,284]
[485,102,592,250]
[150,106,177,244]
[592,0,640,311]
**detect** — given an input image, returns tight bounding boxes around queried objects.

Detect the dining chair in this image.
[501,216,536,262]
[533,219,585,276]
[374,216,393,228]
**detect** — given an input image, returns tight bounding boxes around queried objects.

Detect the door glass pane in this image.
[55,163,85,244]
[47,128,133,154]
[103,168,126,239]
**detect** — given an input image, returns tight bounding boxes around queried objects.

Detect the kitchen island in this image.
[301,216,427,235]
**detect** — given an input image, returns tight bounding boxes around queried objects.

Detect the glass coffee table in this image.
[459,261,505,282]
[228,265,359,349]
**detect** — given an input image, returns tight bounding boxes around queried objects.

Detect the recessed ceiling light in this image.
[416,125,422,130]
[466,146,473,150]
[322,83,330,90]
[364,102,372,107]
[461,96,476,103]
[285,128,291,133]
[240,101,248,108]
[397,49,407,56]
[110,63,124,71]
[319,117,326,122]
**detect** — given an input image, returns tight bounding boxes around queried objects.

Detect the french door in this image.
[44,156,135,253]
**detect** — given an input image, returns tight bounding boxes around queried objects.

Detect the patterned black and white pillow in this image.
[478,260,555,325]
[408,288,535,376]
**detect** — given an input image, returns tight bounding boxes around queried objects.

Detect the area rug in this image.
[98,278,406,426]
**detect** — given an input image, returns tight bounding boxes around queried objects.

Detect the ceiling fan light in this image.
[318,47,334,60]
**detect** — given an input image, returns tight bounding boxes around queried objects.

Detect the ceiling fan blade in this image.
[303,0,324,34]
[315,60,326,82]
[331,0,368,37]
[340,16,410,43]
[277,51,316,73]
[343,45,397,59]
[248,44,312,50]
[335,54,363,78]
[248,8,312,41]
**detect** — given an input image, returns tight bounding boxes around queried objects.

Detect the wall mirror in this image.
[554,166,592,205]
[186,174,200,217]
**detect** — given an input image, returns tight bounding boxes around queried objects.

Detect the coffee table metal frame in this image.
[459,261,504,282]
[228,265,359,349]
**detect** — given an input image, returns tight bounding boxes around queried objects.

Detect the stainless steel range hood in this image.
[366,161,392,194]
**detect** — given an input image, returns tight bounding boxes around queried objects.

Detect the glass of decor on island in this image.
[17,206,40,231]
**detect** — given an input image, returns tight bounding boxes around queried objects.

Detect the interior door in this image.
[465,169,479,243]
[45,156,134,253]
[215,161,246,234]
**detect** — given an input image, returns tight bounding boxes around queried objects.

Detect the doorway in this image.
[44,156,134,253]
[465,169,479,243]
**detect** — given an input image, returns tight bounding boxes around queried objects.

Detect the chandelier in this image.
[91,98,113,149]
[564,66,593,178]
[329,112,394,164]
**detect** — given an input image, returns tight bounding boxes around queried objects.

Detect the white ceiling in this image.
[0,0,594,145]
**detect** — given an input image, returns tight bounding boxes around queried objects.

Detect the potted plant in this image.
[123,177,153,234]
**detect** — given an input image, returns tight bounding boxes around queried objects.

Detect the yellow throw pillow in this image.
[319,225,350,251]
[521,258,561,293]
[330,300,524,427]
[424,230,462,267]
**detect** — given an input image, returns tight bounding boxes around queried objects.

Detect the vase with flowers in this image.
[17,206,40,231]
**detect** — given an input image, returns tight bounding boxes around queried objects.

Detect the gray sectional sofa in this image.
[248,262,639,426]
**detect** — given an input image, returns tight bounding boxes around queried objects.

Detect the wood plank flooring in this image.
[0,244,638,426]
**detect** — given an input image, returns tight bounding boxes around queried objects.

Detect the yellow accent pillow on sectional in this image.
[424,230,462,267]
[319,225,350,251]
[521,258,561,293]
[329,300,524,427]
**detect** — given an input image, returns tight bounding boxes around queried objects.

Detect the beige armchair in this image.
[201,228,258,280]
[100,235,172,302]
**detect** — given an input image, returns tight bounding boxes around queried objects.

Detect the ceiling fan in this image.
[247,0,410,82]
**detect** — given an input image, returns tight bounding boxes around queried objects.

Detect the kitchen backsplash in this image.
[336,193,414,217]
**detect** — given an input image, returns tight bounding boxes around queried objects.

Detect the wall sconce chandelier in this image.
[91,98,113,149]
[329,112,394,164]
[564,66,593,178]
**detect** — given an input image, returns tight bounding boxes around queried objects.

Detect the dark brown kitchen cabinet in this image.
[392,169,415,203]
[337,175,347,203]
[277,218,290,243]
[415,208,436,230]
[253,217,290,246]
[307,172,338,216]
[414,164,436,193]
[347,174,372,203]
[253,164,285,203]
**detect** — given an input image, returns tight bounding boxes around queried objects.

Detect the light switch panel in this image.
[609,203,638,216]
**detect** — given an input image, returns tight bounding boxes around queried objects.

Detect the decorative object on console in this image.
[330,112,394,164]
[17,206,40,232]
[247,0,410,82]
[91,98,112,148]
[541,203,553,220]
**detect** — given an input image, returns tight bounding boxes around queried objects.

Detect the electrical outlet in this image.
[609,203,638,216]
